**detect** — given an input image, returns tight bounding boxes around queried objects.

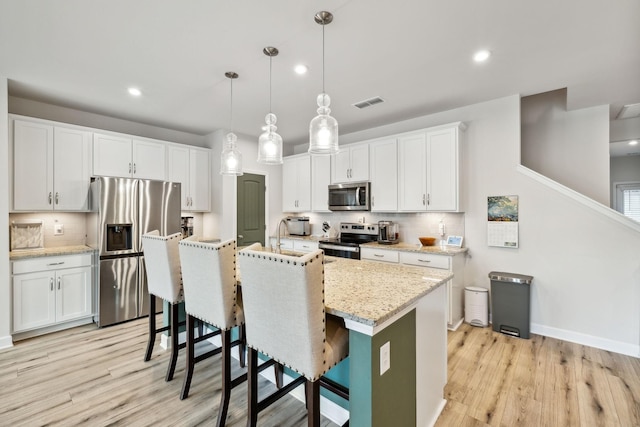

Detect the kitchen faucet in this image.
[275,218,288,253]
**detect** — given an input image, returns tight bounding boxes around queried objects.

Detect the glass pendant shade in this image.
[257,113,283,164]
[309,93,338,154]
[220,131,243,175]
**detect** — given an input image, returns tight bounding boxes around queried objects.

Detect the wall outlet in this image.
[380,341,390,375]
[54,224,64,235]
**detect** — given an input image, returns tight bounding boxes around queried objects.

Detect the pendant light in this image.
[257,46,283,164]
[220,72,243,175]
[308,11,339,155]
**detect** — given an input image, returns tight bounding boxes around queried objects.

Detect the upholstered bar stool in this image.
[141,230,185,382]
[238,246,349,427]
[178,237,247,426]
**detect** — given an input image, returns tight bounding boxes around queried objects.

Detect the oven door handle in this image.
[319,243,359,252]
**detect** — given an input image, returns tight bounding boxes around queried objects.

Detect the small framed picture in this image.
[446,235,463,247]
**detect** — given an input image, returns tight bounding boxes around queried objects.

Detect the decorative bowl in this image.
[419,237,437,246]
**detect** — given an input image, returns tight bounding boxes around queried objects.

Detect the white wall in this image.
[521,90,610,205]
[308,94,639,356]
[203,130,283,245]
[0,78,12,348]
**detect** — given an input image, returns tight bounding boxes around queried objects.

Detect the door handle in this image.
[422,194,426,205]
[57,277,61,290]
[238,235,244,239]
[55,192,59,204]
[133,163,137,174]
[48,192,53,205]
[129,163,132,174]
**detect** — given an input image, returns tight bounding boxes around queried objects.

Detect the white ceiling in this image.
[1,0,639,148]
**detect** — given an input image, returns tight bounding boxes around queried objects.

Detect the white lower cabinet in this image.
[293,240,319,253]
[362,247,465,329]
[12,254,93,334]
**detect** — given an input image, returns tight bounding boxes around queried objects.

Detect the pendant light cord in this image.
[322,23,325,94]
[269,54,273,114]
[229,78,234,132]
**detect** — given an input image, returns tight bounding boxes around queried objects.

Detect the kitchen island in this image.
[322,257,451,427]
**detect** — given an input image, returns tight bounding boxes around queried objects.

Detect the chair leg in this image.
[216,329,232,427]
[275,363,284,389]
[165,303,180,382]
[247,348,259,427]
[305,379,321,427]
[144,294,157,362]
[180,314,196,399]
[238,324,246,368]
[198,320,204,338]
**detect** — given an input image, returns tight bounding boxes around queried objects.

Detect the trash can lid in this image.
[466,286,488,292]
[488,271,533,285]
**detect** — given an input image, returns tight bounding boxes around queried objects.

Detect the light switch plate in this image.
[54,224,64,235]
[380,341,390,375]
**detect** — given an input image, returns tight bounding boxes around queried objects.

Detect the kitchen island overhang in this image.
[322,257,451,427]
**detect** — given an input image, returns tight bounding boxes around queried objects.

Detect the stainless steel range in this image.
[318,222,379,259]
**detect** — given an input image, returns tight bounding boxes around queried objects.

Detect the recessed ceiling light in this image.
[629,140,639,146]
[128,87,142,96]
[473,50,491,62]
[294,64,308,75]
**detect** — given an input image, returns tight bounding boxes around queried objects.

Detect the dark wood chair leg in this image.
[306,379,321,427]
[198,320,204,338]
[165,303,180,382]
[247,348,259,427]
[144,294,156,361]
[238,324,246,368]
[275,363,284,389]
[180,314,196,399]
[216,329,232,427]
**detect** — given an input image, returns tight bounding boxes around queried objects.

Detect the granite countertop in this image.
[360,241,468,255]
[323,257,451,327]
[10,245,96,260]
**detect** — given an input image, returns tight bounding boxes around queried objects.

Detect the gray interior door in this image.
[237,173,266,247]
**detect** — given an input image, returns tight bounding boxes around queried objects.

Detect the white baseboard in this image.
[423,398,447,427]
[531,323,640,358]
[447,318,464,331]
[0,335,14,350]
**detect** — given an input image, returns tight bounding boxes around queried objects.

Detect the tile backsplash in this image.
[9,212,87,248]
[292,211,466,246]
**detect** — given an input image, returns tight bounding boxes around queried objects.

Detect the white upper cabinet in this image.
[283,154,311,212]
[13,119,91,211]
[331,143,369,183]
[167,144,211,212]
[398,132,428,211]
[398,122,465,212]
[311,155,331,212]
[93,133,166,180]
[369,138,398,211]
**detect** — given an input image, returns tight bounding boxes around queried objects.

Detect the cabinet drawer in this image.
[400,252,450,270]
[293,240,318,253]
[361,248,399,263]
[13,253,92,275]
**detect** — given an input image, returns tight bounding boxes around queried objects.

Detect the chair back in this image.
[238,247,326,380]
[141,230,183,303]
[179,238,242,330]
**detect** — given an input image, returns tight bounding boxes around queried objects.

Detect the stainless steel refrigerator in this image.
[87,177,181,327]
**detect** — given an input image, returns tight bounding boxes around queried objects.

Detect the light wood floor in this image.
[435,323,640,427]
[1,319,639,426]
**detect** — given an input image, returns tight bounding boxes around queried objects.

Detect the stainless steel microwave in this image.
[328,182,370,211]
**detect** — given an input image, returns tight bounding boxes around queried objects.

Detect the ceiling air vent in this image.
[353,96,385,109]
[616,103,640,119]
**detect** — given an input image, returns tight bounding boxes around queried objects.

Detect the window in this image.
[615,183,640,222]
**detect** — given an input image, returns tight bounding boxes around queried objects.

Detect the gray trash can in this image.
[489,271,533,338]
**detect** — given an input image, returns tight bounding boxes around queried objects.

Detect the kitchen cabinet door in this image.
[168,145,211,211]
[331,143,369,183]
[369,138,398,211]
[13,271,56,332]
[311,155,331,212]
[53,127,92,210]
[426,126,459,211]
[56,266,92,323]
[282,155,311,212]
[189,147,211,211]
[132,139,166,180]
[93,133,133,177]
[167,145,190,210]
[13,120,54,211]
[398,132,428,211]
